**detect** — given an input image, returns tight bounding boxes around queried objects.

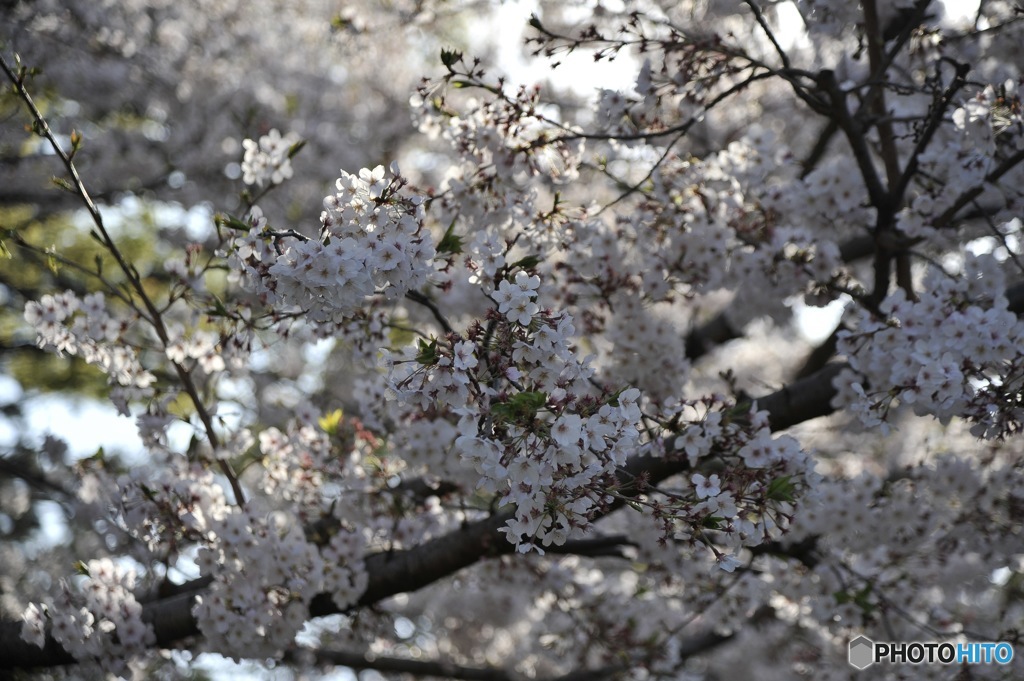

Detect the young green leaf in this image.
[437,220,463,255]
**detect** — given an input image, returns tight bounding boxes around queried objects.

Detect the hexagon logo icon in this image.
[849,635,875,669]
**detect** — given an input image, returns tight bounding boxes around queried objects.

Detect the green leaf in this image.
[765,475,796,502]
[492,391,547,425]
[287,139,306,159]
[218,214,253,232]
[437,219,463,255]
[83,447,106,464]
[50,176,75,193]
[205,297,229,317]
[702,515,725,529]
[510,255,540,270]
[834,585,875,614]
[440,47,463,69]
[416,337,439,365]
[722,401,753,427]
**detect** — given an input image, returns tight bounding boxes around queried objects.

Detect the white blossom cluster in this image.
[24,292,156,414]
[257,422,338,505]
[833,252,1024,435]
[110,461,237,554]
[228,163,436,324]
[415,85,585,186]
[603,292,691,403]
[241,128,300,187]
[382,305,643,553]
[667,139,845,311]
[895,84,1023,240]
[561,131,848,342]
[389,416,465,483]
[193,508,367,661]
[20,559,153,678]
[775,453,1024,654]
[458,385,642,553]
[661,403,815,571]
[42,458,371,664]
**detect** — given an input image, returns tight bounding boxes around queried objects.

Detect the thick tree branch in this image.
[296,647,518,681]
[547,534,636,558]
[758,362,846,432]
[295,621,736,681]
[685,312,739,360]
[794,325,843,380]
[684,234,874,363]
[817,70,887,210]
[862,0,904,188]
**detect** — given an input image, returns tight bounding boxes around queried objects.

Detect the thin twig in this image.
[892,59,971,203]
[0,52,246,506]
[405,289,455,335]
[744,0,791,69]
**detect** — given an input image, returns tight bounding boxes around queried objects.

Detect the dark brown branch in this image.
[744,0,791,69]
[297,622,735,681]
[799,120,839,179]
[758,362,847,432]
[406,289,455,335]
[687,141,1024,363]
[933,147,1024,229]
[684,234,874,363]
[794,325,844,380]
[891,59,971,204]
[750,536,821,568]
[685,312,739,361]
[546,534,636,558]
[862,0,903,187]
[817,70,888,210]
[296,647,516,681]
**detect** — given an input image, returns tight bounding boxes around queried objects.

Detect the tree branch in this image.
[294,646,519,681]
[862,0,903,188]
[816,70,887,209]
[296,621,736,681]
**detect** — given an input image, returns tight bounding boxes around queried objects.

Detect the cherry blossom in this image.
[5,1,1024,679]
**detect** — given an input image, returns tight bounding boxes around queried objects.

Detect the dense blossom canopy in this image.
[3,0,1024,679]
